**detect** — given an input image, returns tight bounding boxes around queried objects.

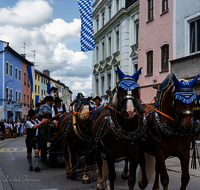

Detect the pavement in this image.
[0,137,199,190]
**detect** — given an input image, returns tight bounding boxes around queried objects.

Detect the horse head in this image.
[171,74,199,129]
[112,66,142,119]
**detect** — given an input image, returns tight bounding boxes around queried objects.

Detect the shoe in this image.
[29,166,33,171]
[34,167,41,172]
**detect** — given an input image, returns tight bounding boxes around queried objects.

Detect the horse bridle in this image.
[116,78,138,117]
[172,88,194,127]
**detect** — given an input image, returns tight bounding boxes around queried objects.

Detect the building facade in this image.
[92,0,139,102]
[33,70,41,108]
[171,0,200,94]
[138,0,173,103]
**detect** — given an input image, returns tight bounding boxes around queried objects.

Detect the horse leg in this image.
[68,146,77,180]
[97,150,105,190]
[82,154,91,184]
[152,162,160,190]
[154,155,169,190]
[64,147,71,179]
[107,156,116,190]
[128,152,140,190]
[179,151,190,190]
[138,152,148,189]
[121,159,129,180]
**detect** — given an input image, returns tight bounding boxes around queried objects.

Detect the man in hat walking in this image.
[26,109,48,172]
[52,97,69,127]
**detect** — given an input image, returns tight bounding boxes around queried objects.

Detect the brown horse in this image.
[91,67,148,190]
[138,74,199,190]
[57,95,93,184]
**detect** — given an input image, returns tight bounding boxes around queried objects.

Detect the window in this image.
[148,0,154,21]
[19,92,21,102]
[24,94,26,104]
[133,63,138,73]
[38,86,40,94]
[10,89,13,101]
[35,85,37,93]
[161,45,169,71]
[147,51,153,75]
[6,62,9,75]
[107,73,111,90]
[19,70,21,81]
[190,18,200,53]
[96,46,99,63]
[162,0,168,13]
[27,95,29,104]
[102,12,105,26]
[35,74,37,80]
[108,36,111,56]
[38,75,40,81]
[114,70,119,85]
[41,89,43,96]
[10,65,13,77]
[101,77,104,95]
[41,78,43,83]
[102,42,105,60]
[24,73,26,85]
[15,68,18,80]
[108,4,112,20]
[136,24,139,44]
[116,31,119,51]
[116,0,119,12]
[96,18,99,31]
[6,88,9,100]
[16,91,18,101]
[95,79,99,95]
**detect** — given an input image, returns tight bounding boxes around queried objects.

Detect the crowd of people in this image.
[0,119,26,140]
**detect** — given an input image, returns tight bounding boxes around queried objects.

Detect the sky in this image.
[0,0,93,98]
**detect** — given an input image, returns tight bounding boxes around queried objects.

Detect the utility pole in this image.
[31,50,35,65]
[23,42,26,54]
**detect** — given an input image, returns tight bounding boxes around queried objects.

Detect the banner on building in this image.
[27,66,34,93]
[78,0,95,52]
[35,95,39,108]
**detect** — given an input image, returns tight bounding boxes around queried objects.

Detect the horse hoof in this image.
[66,175,71,179]
[82,179,90,184]
[70,174,77,180]
[97,188,105,190]
[138,181,147,189]
[121,173,128,180]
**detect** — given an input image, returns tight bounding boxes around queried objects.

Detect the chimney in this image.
[43,69,50,77]
[21,54,26,59]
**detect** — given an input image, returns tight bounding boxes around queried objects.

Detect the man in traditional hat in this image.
[26,109,48,172]
[93,96,102,108]
[38,96,54,120]
[36,102,42,113]
[52,97,69,127]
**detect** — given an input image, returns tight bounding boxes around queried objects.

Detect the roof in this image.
[4,45,34,66]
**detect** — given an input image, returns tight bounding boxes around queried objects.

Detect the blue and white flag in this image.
[78,0,95,52]
[27,66,34,93]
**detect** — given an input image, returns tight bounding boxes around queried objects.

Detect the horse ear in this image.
[131,67,142,81]
[117,66,125,80]
[189,74,199,88]
[172,74,181,89]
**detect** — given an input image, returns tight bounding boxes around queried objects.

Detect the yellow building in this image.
[32,69,41,108]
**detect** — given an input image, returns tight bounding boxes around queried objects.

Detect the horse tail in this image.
[137,153,155,184]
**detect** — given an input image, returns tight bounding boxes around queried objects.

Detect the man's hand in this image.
[41,118,48,124]
[57,113,62,117]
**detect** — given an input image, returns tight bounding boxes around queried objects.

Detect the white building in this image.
[92,0,139,102]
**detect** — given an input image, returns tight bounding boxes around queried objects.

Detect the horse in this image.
[138,73,199,190]
[57,93,94,184]
[91,66,148,190]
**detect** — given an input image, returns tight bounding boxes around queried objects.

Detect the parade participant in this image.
[4,120,8,139]
[36,102,42,113]
[93,96,102,108]
[52,97,69,127]
[26,109,48,172]
[17,121,21,137]
[13,121,17,138]
[38,96,54,120]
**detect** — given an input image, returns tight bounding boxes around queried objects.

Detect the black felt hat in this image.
[54,97,62,103]
[44,96,54,102]
[36,102,42,107]
[49,86,58,92]
[28,109,37,117]
[93,96,102,102]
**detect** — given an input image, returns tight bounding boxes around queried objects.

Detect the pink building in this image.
[22,59,33,120]
[138,0,173,103]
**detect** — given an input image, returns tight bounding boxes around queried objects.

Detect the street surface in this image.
[0,136,200,190]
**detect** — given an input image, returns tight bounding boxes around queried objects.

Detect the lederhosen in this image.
[26,119,39,153]
[53,104,66,121]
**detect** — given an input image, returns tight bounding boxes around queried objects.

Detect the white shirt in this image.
[26,119,40,136]
[4,123,8,129]
[52,104,69,118]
